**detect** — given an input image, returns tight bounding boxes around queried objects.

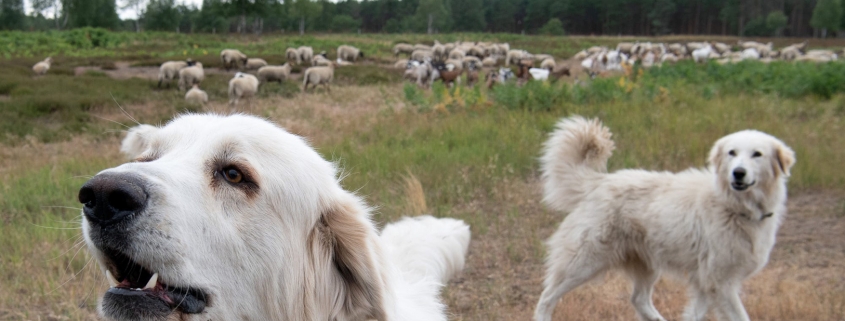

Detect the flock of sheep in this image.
[28,38,842,106]
[159,46,365,107]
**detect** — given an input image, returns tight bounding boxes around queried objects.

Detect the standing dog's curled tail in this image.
[540,116,615,213]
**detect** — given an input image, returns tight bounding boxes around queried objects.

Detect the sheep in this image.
[433,62,462,88]
[185,84,208,105]
[444,59,464,71]
[257,63,292,85]
[467,45,486,58]
[178,62,204,91]
[297,46,314,65]
[667,43,687,57]
[586,46,606,54]
[394,59,410,69]
[548,65,571,82]
[157,60,193,88]
[411,49,434,62]
[393,43,415,57]
[465,64,479,88]
[312,52,332,66]
[432,43,447,60]
[641,51,656,68]
[462,56,482,71]
[505,49,527,66]
[534,54,554,63]
[245,58,268,70]
[741,48,760,60]
[404,60,434,88]
[692,46,712,63]
[515,59,534,85]
[660,53,679,63]
[228,72,260,107]
[617,42,635,54]
[337,45,364,62]
[286,48,301,65]
[335,58,353,66]
[302,63,335,93]
[540,58,556,71]
[711,42,732,54]
[414,44,432,51]
[572,50,589,61]
[32,57,52,76]
[482,56,499,67]
[220,49,248,71]
[448,48,466,61]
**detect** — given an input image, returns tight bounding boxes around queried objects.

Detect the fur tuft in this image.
[540,116,615,213]
[120,124,158,160]
[380,216,470,284]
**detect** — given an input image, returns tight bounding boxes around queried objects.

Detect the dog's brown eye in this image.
[728,150,736,156]
[221,167,243,184]
[752,151,762,158]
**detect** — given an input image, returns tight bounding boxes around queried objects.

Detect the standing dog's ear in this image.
[120,124,159,160]
[773,141,796,177]
[309,195,387,320]
[707,138,725,173]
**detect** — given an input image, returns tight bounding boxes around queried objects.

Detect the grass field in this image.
[1,31,844,320]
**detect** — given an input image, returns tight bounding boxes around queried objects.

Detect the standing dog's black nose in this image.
[732,168,747,180]
[79,173,147,225]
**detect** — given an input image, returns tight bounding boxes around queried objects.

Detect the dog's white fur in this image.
[534,116,795,321]
[88,114,470,320]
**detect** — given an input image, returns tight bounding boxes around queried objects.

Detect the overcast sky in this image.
[23,0,205,20]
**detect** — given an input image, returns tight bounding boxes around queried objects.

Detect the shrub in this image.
[539,18,566,36]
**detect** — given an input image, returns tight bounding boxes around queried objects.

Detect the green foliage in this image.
[66,0,120,29]
[144,0,181,32]
[331,14,360,32]
[767,11,788,36]
[538,18,565,35]
[811,0,843,37]
[451,0,486,32]
[0,0,26,30]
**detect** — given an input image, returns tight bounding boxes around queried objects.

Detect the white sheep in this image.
[312,53,332,66]
[394,59,410,69]
[337,45,364,62]
[506,49,529,66]
[414,44,432,51]
[692,46,712,63]
[449,48,466,61]
[220,49,248,71]
[302,63,335,93]
[482,56,499,67]
[741,48,760,60]
[245,58,268,70]
[411,49,434,62]
[432,43,447,60]
[461,56,481,71]
[297,46,314,65]
[32,57,52,76]
[393,43,414,57]
[228,72,260,107]
[257,63,292,85]
[572,50,589,61]
[178,62,204,91]
[286,48,301,65]
[534,54,553,63]
[185,84,208,105]
[540,58,556,71]
[158,60,192,88]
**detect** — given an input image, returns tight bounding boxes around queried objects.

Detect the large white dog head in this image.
[79,114,388,320]
[708,130,795,197]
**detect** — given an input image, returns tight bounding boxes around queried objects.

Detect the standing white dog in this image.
[534,116,795,321]
[80,114,471,321]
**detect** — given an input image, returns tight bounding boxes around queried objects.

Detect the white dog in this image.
[534,116,795,321]
[80,114,471,321]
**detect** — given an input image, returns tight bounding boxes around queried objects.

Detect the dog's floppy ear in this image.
[310,196,387,320]
[707,137,726,172]
[773,141,796,177]
[120,124,158,160]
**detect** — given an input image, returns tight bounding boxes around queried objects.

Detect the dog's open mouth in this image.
[100,248,207,320]
[731,180,755,191]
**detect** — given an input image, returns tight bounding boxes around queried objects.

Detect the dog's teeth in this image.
[144,273,158,290]
[106,270,118,288]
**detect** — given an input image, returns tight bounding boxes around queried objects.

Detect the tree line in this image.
[1,0,844,37]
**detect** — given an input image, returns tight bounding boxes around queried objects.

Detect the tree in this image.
[65,0,120,29]
[143,0,179,31]
[766,11,788,36]
[331,14,360,32]
[538,17,564,35]
[196,0,229,33]
[811,0,842,38]
[0,0,26,30]
[649,0,676,35]
[413,0,451,33]
[120,0,147,32]
[451,0,486,32]
[291,0,322,34]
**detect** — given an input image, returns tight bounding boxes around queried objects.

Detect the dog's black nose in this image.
[732,168,746,180]
[79,173,147,225]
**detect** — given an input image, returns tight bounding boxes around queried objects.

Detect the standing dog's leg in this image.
[683,286,711,321]
[629,268,666,321]
[714,285,750,321]
[533,243,608,321]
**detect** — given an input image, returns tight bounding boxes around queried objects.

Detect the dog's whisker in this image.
[111,92,141,126]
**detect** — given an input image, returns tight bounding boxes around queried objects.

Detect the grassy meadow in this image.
[1,31,844,320]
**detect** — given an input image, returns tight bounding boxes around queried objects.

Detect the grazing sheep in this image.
[586,46,606,54]
[286,48,301,65]
[411,49,434,62]
[534,54,553,63]
[482,56,499,67]
[465,65,479,88]
[257,63,292,85]
[432,43,447,60]
[337,45,364,62]
[711,42,732,54]
[245,58,268,70]
[404,60,434,88]
[443,59,464,71]
[302,63,335,93]
[660,53,679,63]
[572,50,589,61]
[178,62,204,91]
[467,45,485,58]
[549,65,571,82]
[312,52,332,66]
[515,59,534,85]
[448,48,466,61]
[393,43,415,57]
[221,49,248,71]
[462,56,482,71]
[297,46,314,65]
[667,43,687,57]
[692,46,712,63]
[414,44,432,51]
[540,58,556,71]
[228,72,260,107]
[741,48,761,60]
[616,42,635,54]
[157,60,193,87]
[185,84,208,105]
[433,62,462,88]
[506,49,530,66]
[394,59,410,69]
[335,58,353,66]
[32,57,52,76]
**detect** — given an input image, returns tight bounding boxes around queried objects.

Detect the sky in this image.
[22,0,205,20]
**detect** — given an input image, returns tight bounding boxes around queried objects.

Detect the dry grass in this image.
[1,79,844,321]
